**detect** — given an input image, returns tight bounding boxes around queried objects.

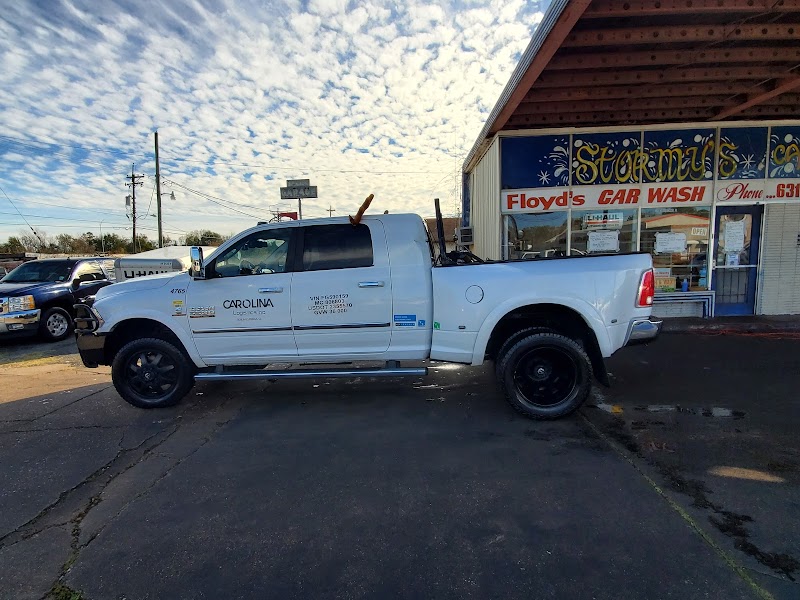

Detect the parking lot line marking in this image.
[580,412,776,600]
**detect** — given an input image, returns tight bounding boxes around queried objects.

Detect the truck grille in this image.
[0,298,7,315]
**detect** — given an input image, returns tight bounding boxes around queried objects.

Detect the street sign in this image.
[280,185,318,199]
[281,179,316,220]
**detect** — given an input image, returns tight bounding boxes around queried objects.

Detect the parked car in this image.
[74,213,660,419]
[0,258,115,341]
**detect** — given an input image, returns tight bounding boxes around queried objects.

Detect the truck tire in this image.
[112,338,194,409]
[494,326,552,380]
[497,332,592,420]
[39,307,73,342]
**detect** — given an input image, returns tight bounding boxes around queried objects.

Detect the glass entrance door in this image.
[712,206,762,316]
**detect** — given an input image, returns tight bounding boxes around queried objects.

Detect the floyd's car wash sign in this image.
[500,125,800,214]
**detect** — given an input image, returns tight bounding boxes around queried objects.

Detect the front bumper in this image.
[74,303,106,367]
[0,309,41,337]
[75,331,107,368]
[625,316,662,346]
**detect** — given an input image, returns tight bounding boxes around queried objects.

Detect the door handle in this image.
[258,287,283,293]
[358,281,385,288]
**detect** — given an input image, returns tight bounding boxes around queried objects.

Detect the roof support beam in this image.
[508,108,716,128]
[515,95,739,115]
[549,47,800,71]
[488,0,592,135]
[523,82,742,102]
[583,0,791,18]
[534,66,791,88]
[564,23,800,47]
[507,104,799,128]
[711,76,800,120]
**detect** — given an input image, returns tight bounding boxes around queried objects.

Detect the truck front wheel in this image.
[111,338,194,409]
[39,307,72,342]
[497,333,592,420]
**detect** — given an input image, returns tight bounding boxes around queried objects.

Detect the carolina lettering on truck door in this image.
[291,222,392,355]
[186,228,297,363]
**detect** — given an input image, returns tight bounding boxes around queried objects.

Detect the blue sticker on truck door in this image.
[394,314,416,327]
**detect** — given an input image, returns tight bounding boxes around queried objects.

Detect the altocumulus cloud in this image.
[0,0,545,240]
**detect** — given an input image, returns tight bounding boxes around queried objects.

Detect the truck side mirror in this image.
[71,278,81,291]
[190,247,205,279]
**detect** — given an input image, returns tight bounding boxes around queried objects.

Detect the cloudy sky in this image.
[0,0,545,244]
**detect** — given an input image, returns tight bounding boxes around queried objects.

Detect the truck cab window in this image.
[302,224,373,271]
[73,262,106,282]
[214,229,292,277]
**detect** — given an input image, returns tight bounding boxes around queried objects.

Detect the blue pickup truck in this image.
[0,257,115,341]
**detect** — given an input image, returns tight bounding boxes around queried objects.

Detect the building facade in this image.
[462,0,800,318]
[467,121,800,316]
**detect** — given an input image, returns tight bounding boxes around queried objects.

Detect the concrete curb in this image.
[662,316,800,334]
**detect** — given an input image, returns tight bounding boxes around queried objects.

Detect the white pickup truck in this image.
[74,213,660,419]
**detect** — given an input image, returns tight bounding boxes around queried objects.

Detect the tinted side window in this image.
[302,224,373,271]
[74,262,106,281]
[214,229,293,277]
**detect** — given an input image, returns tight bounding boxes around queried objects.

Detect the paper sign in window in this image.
[724,220,746,253]
[655,232,687,254]
[587,230,620,253]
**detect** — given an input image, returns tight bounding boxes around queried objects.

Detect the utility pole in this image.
[326,205,336,217]
[154,131,163,248]
[125,163,144,252]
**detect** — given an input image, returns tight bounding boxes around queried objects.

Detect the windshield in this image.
[2,261,73,283]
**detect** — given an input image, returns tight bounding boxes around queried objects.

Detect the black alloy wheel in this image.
[498,332,592,419]
[111,337,194,408]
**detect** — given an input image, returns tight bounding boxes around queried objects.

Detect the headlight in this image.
[9,295,35,312]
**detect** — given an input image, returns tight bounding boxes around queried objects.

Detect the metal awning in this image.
[464,0,800,171]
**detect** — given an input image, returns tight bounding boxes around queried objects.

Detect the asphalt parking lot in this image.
[1,332,798,600]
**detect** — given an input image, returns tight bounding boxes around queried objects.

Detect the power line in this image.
[0,221,129,231]
[0,182,45,244]
[0,221,187,236]
[6,195,246,224]
[0,210,128,225]
[9,197,128,215]
[0,134,140,160]
[160,219,190,234]
[0,140,121,170]
[162,179,263,220]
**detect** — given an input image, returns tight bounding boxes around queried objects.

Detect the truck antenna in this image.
[434,197,450,265]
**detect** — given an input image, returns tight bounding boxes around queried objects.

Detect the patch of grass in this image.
[48,582,83,600]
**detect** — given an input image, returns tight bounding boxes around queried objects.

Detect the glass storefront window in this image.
[506,212,568,259]
[570,209,638,256]
[641,207,711,291]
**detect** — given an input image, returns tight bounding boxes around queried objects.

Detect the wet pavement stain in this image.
[734,539,800,581]
[589,403,800,582]
[600,417,640,453]
[629,405,746,419]
[654,454,799,580]
[711,512,800,580]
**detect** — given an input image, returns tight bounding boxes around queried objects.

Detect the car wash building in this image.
[462,0,800,317]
